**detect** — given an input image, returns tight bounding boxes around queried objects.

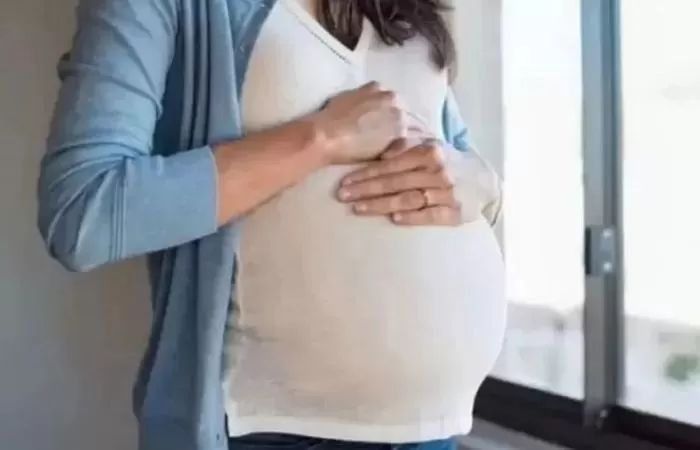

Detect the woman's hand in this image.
[336,139,465,226]
[309,82,426,165]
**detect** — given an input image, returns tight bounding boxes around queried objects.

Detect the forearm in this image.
[39,117,330,272]
[214,118,329,225]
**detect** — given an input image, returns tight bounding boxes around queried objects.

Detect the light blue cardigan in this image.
[38,0,471,449]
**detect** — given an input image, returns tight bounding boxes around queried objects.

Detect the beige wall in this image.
[450,0,504,176]
[0,1,150,449]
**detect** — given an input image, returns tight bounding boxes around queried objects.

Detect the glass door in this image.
[620,0,700,426]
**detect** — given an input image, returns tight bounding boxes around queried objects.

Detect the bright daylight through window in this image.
[620,0,700,426]
[492,0,585,400]
[483,0,700,428]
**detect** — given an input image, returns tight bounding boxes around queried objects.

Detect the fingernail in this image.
[338,189,351,200]
[393,213,403,222]
[341,178,353,186]
[354,203,367,212]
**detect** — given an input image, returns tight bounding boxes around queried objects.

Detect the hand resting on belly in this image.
[338,137,503,228]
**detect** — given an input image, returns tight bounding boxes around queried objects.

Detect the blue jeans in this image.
[228,433,457,450]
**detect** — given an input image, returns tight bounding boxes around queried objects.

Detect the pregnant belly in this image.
[233,166,507,409]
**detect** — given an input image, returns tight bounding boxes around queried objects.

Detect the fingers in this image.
[341,141,423,185]
[404,111,430,135]
[379,134,429,160]
[373,138,412,161]
[352,188,458,215]
[392,206,463,227]
[338,169,453,202]
[360,80,381,92]
[341,140,447,186]
[355,83,430,134]
[382,138,444,161]
[404,125,433,146]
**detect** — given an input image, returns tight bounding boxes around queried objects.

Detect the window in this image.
[620,0,700,426]
[450,0,700,447]
[494,0,585,399]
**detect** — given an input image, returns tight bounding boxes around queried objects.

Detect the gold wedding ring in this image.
[419,188,431,209]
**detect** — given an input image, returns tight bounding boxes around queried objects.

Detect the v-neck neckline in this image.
[283,0,373,64]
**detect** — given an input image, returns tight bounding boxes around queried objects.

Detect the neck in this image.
[297,0,319,18]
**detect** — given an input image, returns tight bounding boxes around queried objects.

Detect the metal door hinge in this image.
[585,226,618,276]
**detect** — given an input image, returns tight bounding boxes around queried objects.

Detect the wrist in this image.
[303,112,344,165]
[213,117,332,173]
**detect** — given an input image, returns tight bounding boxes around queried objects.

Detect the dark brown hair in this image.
[318,0,455,70]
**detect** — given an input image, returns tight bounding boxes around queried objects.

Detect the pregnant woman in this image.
[38,1,506,450]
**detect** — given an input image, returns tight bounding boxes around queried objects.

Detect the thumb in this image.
[380,138,412,160]
[381,132,436,160]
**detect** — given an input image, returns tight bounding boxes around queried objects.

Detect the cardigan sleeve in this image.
[442,89,503,226]
[38,0,219,272]
[442,88,470,153]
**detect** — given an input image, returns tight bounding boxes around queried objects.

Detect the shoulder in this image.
[205,0,277,53]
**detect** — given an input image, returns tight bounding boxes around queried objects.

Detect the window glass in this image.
[492,0,585,398]
[621,0,700,425]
